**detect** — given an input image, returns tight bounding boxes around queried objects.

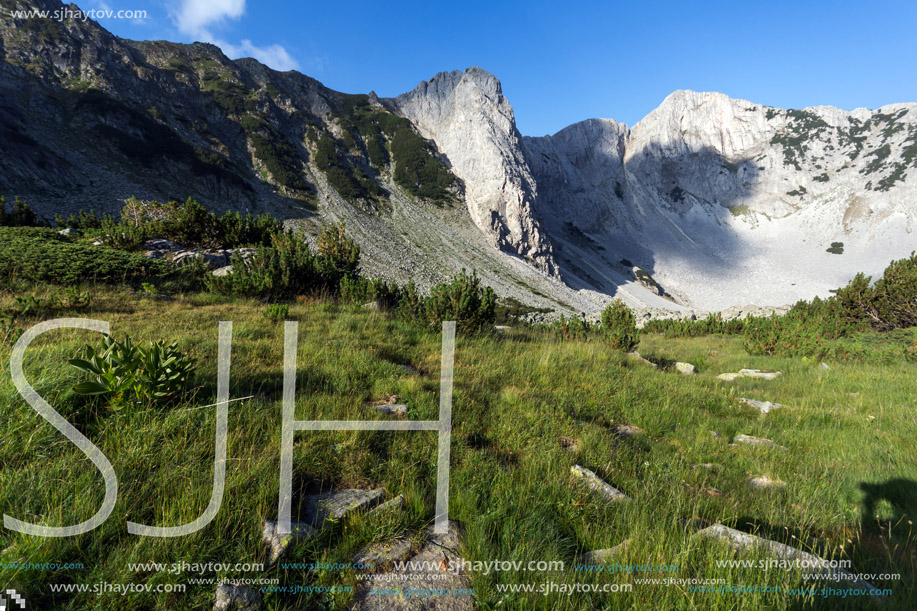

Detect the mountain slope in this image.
[525,90,917,309]
[2,0,915,314]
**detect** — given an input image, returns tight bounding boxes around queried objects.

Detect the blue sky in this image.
[89,0,917,136]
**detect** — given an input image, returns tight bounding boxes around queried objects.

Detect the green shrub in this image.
[69,335,197,410]
[600,299,639,351]
[74,198,282,249]
[262,303,290,321]
[339,276,402,309]
[425,270,496,333]
[643,313,748,338]
[207,231,322,299]
[395,282,424,321]
[54,210,104,230]
[905,341,917,363]
[0,226,177,287]
[0,197,40,227]
[1,314,22,344]
[834,254,917,331]
[550,314,594,342]
[217,210,283,247]
[744,297,858,358]
[317,223,360,279]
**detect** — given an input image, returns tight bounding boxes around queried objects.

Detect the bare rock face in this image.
[524,89,917,310]
[386,68,556,275]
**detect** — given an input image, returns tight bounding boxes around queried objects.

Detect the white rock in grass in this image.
[354,537,413,570]
[214,584,261,611]
[303,489,387,526]
[748,475,787,489]
[577,539,631,564]
[370,494,405,515]
[373,403,408,417]
[611,424,643,438]
[626,351,658,369]
[696,524,879,593]
[732,434,787,450]
[570,465,627,501]
[738,369,782,380]
[739,398,785,414]
[718,369,782,381]
[675,362,696,375]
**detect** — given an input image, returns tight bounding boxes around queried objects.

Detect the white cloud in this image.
[218,39,299,72]
[173,0,245,37]
[171,0,299,71]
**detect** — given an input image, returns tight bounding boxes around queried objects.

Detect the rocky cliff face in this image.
[385,68,555,275]
[524,90,917,309]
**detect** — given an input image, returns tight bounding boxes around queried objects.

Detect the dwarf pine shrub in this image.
[600,299,639,351]
[425,269,496,333]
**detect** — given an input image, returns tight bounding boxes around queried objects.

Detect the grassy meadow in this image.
[0,286,915,610]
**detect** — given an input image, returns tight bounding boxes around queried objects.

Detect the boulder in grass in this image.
[570,465,627,502]
[733,434,787,450]
[611,424,644,438]
[577,539,631,564]
[262,520,316,562]
[214,584,261,611]
[370,494,405,515]
[354,537,414,570]
[351,521,473,611]
[718,369,782,381]
[748,475,786,489]
[303,488,387,526]
[675,362,696,375]
[739,398,785,414]
[696,524,879,593]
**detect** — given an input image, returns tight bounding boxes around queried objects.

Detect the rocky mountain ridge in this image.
[2,0,915,314]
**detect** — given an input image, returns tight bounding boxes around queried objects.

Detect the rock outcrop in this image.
[386,68,556,275]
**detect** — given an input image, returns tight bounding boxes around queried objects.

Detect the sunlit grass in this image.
[0,286,914,609]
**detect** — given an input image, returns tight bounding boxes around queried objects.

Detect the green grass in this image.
[0,286,914,609]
